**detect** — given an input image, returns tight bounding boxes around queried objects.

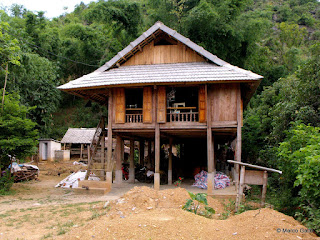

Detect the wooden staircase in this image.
[85,116,107,181]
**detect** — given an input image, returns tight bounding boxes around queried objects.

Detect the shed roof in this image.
[61,128,96,144]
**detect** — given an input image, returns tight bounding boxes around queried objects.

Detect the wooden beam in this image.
[235,85,242,184]
[206,84,214,195]
[80,144,83,160]
[115,136,123,185]
[128,139,135,183]
[101,132,105,180]
[154,86,160,191]
[147,140,151,166]
[235,165,246,212]
[227,160,282,174]
[261,171,268,207]
[106,94,113,184]
[168,137,173,185]
[154,123,160,190]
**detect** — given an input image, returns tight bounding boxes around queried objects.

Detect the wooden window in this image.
[198,85,206,123]
[157,86,166,123]
[143,87,153,123]
[114,88,125,123]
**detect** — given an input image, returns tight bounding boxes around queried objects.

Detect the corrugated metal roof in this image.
[58,62,262,90]
[61,128,96,144]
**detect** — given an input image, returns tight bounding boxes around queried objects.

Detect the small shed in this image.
[61,128,96,159]
[39,139,61,161]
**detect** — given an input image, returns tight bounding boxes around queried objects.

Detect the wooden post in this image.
[206,84,214,195]
[261,171,268,207]
[235,165,246,212]
[154,124,160,190]
[235,86,242,187]
[106,93,113,185]
[128,139,135,183]
[115,136,122,185]
[63,143,66,150]
[80,144,83,160]
[168,138,173,185]
[139,140,144,166]
[87,145,90,164]
[101,133,105,181]
[147,140,151,167]
[154,85,160,191]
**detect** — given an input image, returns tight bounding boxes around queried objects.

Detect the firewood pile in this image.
[13,165,39,182]
[8,163,40,182]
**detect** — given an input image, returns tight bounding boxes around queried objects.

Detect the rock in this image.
[147,207,153,210]
[104,201,110,209]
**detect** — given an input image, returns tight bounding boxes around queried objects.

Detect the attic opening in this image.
[154,32,178,46]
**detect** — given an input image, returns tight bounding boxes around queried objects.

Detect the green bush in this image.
[0,171,14,195]
[277,123,320,235]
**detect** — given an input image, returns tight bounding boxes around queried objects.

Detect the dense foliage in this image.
[0,91,38,168]
[0,0,319,232]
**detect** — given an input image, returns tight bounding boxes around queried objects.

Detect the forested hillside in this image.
[1,0,319,234]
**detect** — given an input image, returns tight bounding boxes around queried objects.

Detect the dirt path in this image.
[0,162,318,240]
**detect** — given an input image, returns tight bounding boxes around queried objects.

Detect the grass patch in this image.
[89,210,105,220]
[40,233,53,239]
[0,212,11,218]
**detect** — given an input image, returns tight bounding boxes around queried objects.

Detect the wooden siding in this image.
[122,41,205,66]
[198,85,206,123]
[157,86,166,123]
[210,83,239,122]
[114,88,125,123]
[143,87,153,123]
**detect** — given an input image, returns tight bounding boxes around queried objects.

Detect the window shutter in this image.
[143,87,153,123]
[157,86,166,123]
[199,85,206,123]
[115,88,125,123]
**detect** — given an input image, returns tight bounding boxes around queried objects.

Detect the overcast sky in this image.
[0,0,97,18]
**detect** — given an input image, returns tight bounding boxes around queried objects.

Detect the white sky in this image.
[0,0,97,18]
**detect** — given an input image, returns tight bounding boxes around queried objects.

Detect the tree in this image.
[0,91,38,169]
[0,21,21,109]
[9,53,61,136]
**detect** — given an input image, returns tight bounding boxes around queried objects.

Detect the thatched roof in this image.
[61,128,96,144]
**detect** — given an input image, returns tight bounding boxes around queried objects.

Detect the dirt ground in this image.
[0,161,318,240]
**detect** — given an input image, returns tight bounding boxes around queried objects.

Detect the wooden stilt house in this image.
[58,22,262,194]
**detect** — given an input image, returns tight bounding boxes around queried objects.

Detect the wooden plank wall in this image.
[114,88,125,123]
[143,87,153,123]
[122,41,205,66]
[157,86,166,123]
[210,83,239,122]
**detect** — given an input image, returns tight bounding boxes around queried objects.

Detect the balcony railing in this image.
[168,112,199,122]
[126,114,143,123]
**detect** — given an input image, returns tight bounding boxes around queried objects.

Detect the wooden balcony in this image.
[167,107,198,122]
[126,114,143,123]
